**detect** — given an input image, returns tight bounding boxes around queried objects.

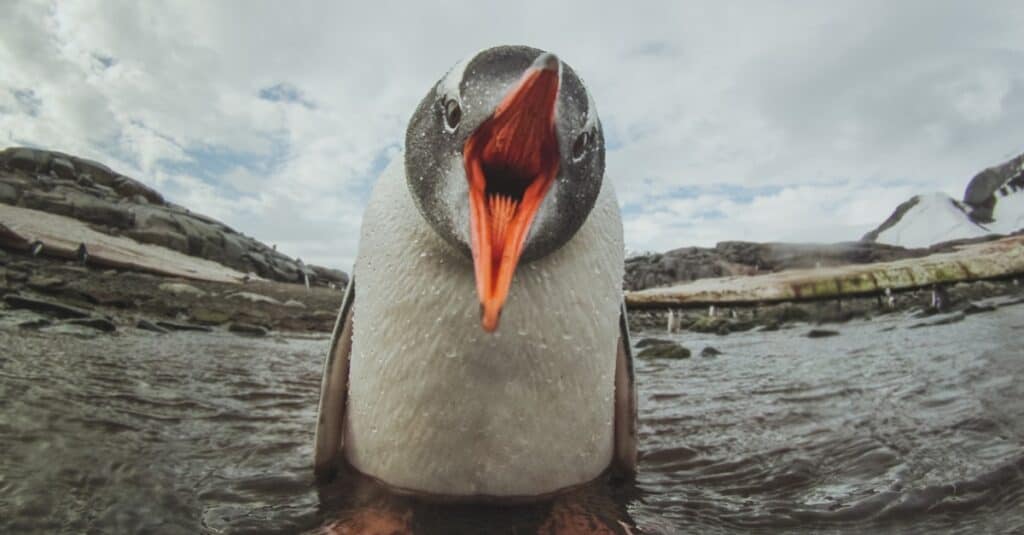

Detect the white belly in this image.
[343,158,625,497]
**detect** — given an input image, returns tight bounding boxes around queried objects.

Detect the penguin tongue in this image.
[464,59,560,332]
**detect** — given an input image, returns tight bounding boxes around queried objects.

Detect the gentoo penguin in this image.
[314,45,636,501]
[76,243,89,266]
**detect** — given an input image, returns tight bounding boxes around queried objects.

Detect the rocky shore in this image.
[3,145,1024,343]
[627,277,1024,335]
[0,147,346,287]
[0,246,343,338]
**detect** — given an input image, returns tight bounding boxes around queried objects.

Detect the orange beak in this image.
[463,56,561,332]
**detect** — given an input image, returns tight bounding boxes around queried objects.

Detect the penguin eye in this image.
[444,98,462,131]
[572,130,591,161]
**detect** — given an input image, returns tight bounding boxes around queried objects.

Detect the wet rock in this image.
[690,316,729,333]
[636,337,671,348]
[962,302,997,315]
[3,294,91,319]
[765,305,812,324]
[637,340,691,359]
[227,292,281,305]
[18,318,53,329]
[158,282,207,298]
[909,312,966,329]
[155,320,212,332]
[759,321,781,332]
[229,322,268,336]
[701,346,723,357]
[67,317,117,333]
[136,319,169,333]
[190,308,232,325]
[806,329,840,338]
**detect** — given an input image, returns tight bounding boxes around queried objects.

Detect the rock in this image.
[637,340,691,359]
[190,308,232,325]
[158,282,207,298]
[636,337,672,348]
[111,175,164,205]
[155,321,212,332]
[701,346,723,357]
[50,157,76,180]
[759,321,781,332]
[227,292,281,305]
[806,329,840,338]
[0,182,18,204]
[136,319,169,333]
[962,302,997,315]
[18,318,53,329]
[2,146,351,287]
[909,312,966,329]
[963,152,1024,223]
[3,294,91,319]
[283,299,306,308]
[624,240,926,291]
[67,317,117,332]
[690,316,729,333]
[228,322,268,336]
[765,305,812,324]
[26,275,65,290]
[4,147,51,173]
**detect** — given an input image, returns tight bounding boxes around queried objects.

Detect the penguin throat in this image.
[461,70,561,331]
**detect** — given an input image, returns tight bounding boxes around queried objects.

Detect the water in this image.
[1,304,1023,533]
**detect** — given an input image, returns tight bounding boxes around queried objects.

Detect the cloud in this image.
[1,0,1023,270]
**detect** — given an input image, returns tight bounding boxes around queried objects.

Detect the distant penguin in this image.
[708,305,717,318]
[30,240,44,256]
[76,243,88,266]
[666,309,677,333]
[931,285,949,312]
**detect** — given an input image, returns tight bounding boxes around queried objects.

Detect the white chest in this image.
[343,160,625,497]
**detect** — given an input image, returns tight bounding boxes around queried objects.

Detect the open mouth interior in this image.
[462,64,561,331]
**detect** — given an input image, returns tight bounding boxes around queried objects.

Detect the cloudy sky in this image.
[2,1,1023,269]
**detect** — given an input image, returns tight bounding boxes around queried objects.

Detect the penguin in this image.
[314,46,636,501]
[76,243,88,266]
[30,240,44,257]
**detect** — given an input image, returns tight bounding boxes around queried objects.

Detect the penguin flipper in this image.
[314,276,355,482]
[612,301,637,478]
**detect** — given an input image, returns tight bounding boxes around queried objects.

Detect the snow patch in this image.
[987,186,1024,234]
[876,193,994,248]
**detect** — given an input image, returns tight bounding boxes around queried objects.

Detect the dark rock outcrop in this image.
[964,152,1024,223]
[636,339,691,359]
[3,294,92,319]
[0,146,347,287]
[625,241,922,291]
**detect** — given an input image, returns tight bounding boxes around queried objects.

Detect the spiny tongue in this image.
[488,194,519,262]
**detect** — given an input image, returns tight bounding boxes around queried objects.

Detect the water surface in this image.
[1,303,1023,533]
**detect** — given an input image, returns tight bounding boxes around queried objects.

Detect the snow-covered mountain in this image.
[864,152,1024,248]
[864,193,994,248]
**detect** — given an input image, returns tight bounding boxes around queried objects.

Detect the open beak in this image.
[463,53,561,332]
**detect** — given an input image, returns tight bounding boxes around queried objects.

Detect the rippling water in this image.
[1,302,1023,533]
